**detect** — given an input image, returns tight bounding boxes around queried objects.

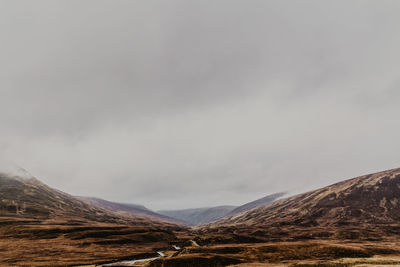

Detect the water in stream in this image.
[97,256,160,266]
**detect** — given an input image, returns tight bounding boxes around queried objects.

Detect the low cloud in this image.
[1,1,400,209]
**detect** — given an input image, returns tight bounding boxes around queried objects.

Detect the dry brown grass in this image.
[2,221,400,267]
[151,240,400,267]
[0,219,184,267]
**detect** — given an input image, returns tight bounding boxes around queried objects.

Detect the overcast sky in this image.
[1,1,400,210]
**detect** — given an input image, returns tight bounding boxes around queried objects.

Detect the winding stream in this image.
[96,242,190,266]
[97,255,160,266]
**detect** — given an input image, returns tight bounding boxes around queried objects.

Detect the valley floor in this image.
[0,217,184,267]
[148,239,400,267]
[2,219,400,266]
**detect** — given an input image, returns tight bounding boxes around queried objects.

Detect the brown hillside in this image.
[200,168,400,242]
[0,173,184,266]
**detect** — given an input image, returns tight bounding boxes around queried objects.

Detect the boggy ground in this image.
[149,239,400,267]
[0,217,186,267]
[3,220,400,266]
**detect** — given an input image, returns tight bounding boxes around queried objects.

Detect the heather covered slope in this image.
[76,196,182,224]
[226,192,286,217]
[0,173,147,225]
[155,169,400,266]
[1,174,112,222]
[201,168,400,242]
[0,172,184,266]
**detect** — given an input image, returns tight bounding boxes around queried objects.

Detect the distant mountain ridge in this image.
[76,196,182,224]
[158,206,236,225]
[226,192,286,216]
[159,192,285,225]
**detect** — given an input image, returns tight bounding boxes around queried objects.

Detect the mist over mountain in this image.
[226,192,286,217]
[201,168,400,242]
[159,192,285,225]
[76,196,182,224]
[0,171,183,266]
[2,1,400,266]
[158,206,236,225]
[0,172,185,229]
[2,1,400,210]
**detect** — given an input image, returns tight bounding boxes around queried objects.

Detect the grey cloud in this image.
[1,1,400,209]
